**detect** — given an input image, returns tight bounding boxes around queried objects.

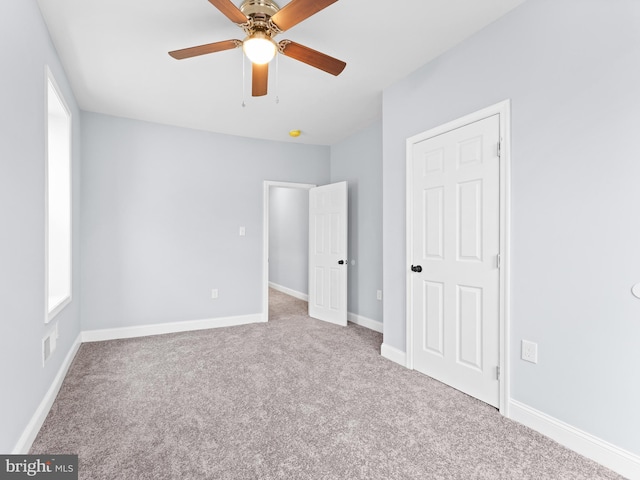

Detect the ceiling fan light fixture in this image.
[243,31,277,65]
[169,0,347,97]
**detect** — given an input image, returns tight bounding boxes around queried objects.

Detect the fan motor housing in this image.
[240,0,280,18]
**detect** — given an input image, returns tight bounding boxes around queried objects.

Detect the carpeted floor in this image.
[30,289,624,479]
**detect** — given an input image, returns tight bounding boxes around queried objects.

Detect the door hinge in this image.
[496,254,501,269]
[496,366,501,380]
[497,141,502,158]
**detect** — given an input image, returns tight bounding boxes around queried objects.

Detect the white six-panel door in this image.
[410,114,501,407]
[308,182,348,326]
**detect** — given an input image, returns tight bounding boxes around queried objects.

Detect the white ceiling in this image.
[37,0,524,145]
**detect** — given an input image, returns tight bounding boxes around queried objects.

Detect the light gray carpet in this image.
[30,289,624,479]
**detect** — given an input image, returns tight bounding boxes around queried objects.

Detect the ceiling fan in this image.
[169,0,346,97]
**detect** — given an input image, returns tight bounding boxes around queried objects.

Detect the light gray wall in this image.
[269,187,309,295]
[81,112,330,330]
[382,0,640,454]
[331,121,383,323]
[0,1,82,452]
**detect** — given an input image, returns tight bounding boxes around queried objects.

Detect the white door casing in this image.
[406,102,511,411]
[308,182,348,326]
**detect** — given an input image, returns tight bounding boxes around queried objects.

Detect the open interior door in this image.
[308,182,348,326]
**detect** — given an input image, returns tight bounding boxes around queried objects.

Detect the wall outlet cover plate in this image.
[521,340,538,363]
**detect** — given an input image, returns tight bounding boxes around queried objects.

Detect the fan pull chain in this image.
[241,53,246,108]
[275,54,280,104]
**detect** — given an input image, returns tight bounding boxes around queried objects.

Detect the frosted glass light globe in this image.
[243,32,277,65]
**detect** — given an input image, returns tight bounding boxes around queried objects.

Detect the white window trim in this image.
[45,66,72,323]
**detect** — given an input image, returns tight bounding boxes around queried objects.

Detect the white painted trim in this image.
[82,314,264,343]
[405,123,415,370]
[44,65,73,324]
[497,101,512,417]
[405,100,512,415]
[380,343,406,367]
[262,181,316,323]
[12,333,82,454]
[509,399,640,479]
[269,282,309,301]
[348,312,383,333]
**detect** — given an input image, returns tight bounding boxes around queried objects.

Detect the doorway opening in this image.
[262,181,315,321]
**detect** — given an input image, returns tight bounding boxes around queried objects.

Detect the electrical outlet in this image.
[521,340,538,363]
[376,290,383,301]
[211,289,219,299]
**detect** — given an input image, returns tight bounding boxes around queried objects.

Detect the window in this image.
[45,68,72,322]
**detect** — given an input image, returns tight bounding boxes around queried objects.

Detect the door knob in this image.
[338,260,347,265]
[411,265,422,273]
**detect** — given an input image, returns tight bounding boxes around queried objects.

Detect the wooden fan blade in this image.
[270,0,338,32]
[208,0,248,24]
[169,40,241,59]
[252,63,269,97]
[279,41,346,76]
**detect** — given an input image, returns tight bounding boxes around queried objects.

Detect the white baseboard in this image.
[381,343,406,367]
[12,333,83,454]
[268,282,308,302]
[348,312,383,333]
[82,313,264,343]
[509,399,640,479]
